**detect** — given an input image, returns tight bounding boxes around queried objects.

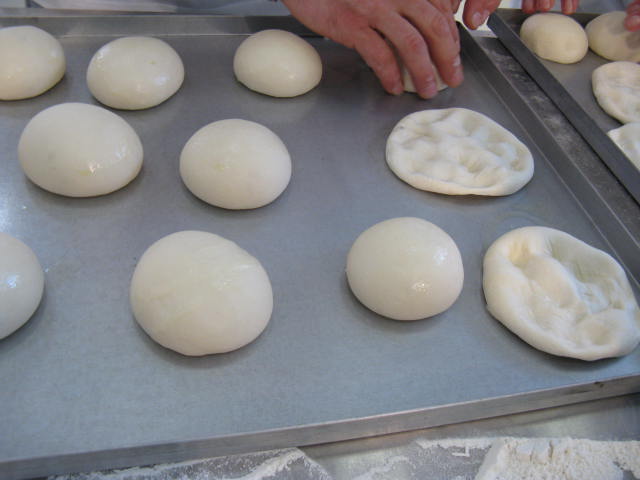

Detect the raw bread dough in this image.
[483,226,640,361]
[130,230,273,356]
[346,217,464,321]
[586,11,640,62]
[401,63,447,94]
[608,122,640,170]
[180,119,291,209]
[87,36,184,110]
[233,29,322,97]
[0,233,44,340]
[0,25,65,100]
[18,103,143,197]
[520,13,588,64]
[386,108,534,196]
[592,61,640,124]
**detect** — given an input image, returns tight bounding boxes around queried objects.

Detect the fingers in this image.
[378,1,462,97]
[462,0,501,30]
[626,0,640,31]
[560,0,579,14]
[351,28,404,95]
[522,0,552,14]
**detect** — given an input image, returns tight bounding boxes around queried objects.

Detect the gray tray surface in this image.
[1,14,639,479]
[489,9,640,204]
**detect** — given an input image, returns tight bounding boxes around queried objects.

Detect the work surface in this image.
[0,9,639,480]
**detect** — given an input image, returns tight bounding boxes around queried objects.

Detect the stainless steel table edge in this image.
[488,9,640,206]
[4,375,639,480]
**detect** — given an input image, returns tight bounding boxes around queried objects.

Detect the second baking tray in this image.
[1,12,639,480]
[488,8,640,204]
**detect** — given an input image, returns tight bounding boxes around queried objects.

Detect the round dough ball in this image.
[386,108,534,196]
[592,61,640,124]
[0,25,65,100]
[0,233,44,340]
[130,231,273,356]
[346,217,464,321]
[608,122,640,170]
[180,119,291,209]
[401,63,447,94]
[87,36,184,110]
[586,11,640,62]
[483,226,640,361]
[18,103,143,197]
[233,29,322,97]
[520,13,588,64]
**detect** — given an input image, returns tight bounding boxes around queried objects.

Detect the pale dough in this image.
[608,122,640,170]
[0,233,44,340]
[592,61,640,124]
[586,11,640,63]
[180,119,291,209]
[386,108,534,196]
[0,25,65,100]
[483,226,640,361]
[233,29,322,97]
[346,217,464,321]
[401,63,447,94]
[520,13,588,64]
[18,103,143,197]
[87,36,184,110]
[130,230,273,356]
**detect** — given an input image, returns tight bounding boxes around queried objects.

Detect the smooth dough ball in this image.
[483,226,640,361]
[608,122,640,170]
[401,63,447,94]
[130,230,273,356]
[346,217,464,321]
[0,25,65,100]
[0,233,44,340]
[180,119,291,209]
[520,13,588,64]
[18,103,143,197]
[233,29,322,97]
[386,108,534,196]
[592,61,640,124]
[87,36,184,110]
[586,11,640,62]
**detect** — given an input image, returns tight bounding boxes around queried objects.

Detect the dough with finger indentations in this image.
[386,108,534,196]
[592,61,640,124]
[586,11,640,62]
[483,226,640,361]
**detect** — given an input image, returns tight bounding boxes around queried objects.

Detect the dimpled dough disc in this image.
[346,217,464,321]
[19,103,143,197]
[87,36,185,110]
[520,13,588,64]
[0,25,65,100]
[0,233,44,340]
[608,122,640,170]
[180,119,292,209]
[386,108,534,196]
[233,29,322,97]
[592,61,640,124]
[483,226,640,361]
[130,231,273,356]
[586,11,640,63]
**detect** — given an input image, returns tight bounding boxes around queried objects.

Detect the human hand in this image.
[281,0,463,99]
[625,0,640,31]
[460,0,578,30]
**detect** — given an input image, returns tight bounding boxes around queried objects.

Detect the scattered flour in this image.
[474,438,640,480]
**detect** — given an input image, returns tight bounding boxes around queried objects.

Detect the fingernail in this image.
[391,83,404,96]
[625,15,640,30]
[471,12,482,28]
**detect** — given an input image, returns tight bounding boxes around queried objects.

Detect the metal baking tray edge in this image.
[488,9,640,205]
[5,375,640,480]
[0,14,639,480]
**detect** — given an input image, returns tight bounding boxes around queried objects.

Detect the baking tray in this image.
[488,8,640,205]
[1,12,639,480]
